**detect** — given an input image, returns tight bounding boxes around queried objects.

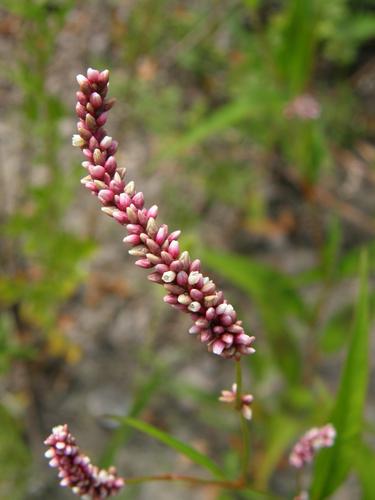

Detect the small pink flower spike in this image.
[73,68,256,360]
[294,491,309,500]
[284,94,321,121]
[289,424,336,469]
[219,383,254,420]
[44,424,124,499]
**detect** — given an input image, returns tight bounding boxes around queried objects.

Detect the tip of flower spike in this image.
[45,424,125,497]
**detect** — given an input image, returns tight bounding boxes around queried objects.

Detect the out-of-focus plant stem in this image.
[236,358,250,482]
[124,473,282,498]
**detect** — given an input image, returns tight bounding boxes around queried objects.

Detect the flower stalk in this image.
[235,359,251,482]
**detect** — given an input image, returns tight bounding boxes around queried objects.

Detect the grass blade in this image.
[113,416,225,479]
[100,369,164,468]
[311,249,371,498]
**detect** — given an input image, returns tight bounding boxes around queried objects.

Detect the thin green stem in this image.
[125,474,241,488]
[235,357,242,409]
[124,473,282,498]
[295,468,304,497]
[235,358,251,482]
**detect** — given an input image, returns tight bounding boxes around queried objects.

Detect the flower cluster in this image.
[289,424,336,469]
[219,383,253,420]
[73,68,255,359]
[284,94,321,121]
[45,425,124,499]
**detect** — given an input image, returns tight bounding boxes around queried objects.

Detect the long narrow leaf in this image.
[311,249,370,498]
[353,442,375,500]
[113,416,225,479]
[100,369,165,468]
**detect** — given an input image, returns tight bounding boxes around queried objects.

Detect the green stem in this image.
[235,358,242,409]
[125,473,241,488]
[124,473,282,498]
[235,358,250,482]
[295,468,304,497]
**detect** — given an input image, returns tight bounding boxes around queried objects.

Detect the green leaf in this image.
[100,369,165,468]
[255,414,298,490]
[201,248,305,383]
[162,98,252,157]
[112,416,225,479]
[353,442,375,500]
[311,249,371,498]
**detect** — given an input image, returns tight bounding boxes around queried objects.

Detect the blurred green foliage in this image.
[0,0,374,498]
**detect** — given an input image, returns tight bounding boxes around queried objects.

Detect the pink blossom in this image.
[73,68,255,359]
[44,424,124,498]
[219,383,254,420]
[284,94,321,120]
[289,424,336,469]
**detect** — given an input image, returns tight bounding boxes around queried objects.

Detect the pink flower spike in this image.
[219,384,253,420]
[74,68,256,359]
[289,424,336,469]
[44,424,124,498]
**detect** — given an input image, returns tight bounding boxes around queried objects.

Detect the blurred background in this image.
[0,0,374,498]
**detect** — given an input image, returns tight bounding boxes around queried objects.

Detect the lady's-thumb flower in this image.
[289,424,336,469]
[45,424,124,498]
[219,383,253,420]
[73,68,255,360]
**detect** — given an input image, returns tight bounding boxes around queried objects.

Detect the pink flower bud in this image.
[100,136,113,149]
[188,301,201,313]
[87,67,100,82]
[212,340,225,355]
[205,307,216,321]
[190,259,201,272]
[147,205,159,218]
[113,210,128,224]
[76,91,87,105]
[135,258,152,269]
[123,234,140,245]
[75,103,86,119]
[155,226,168,245]
[90,92,102,108]
[169,260,183,273]
[190,289,203,301]
[168,240,180,259]
[164,294,178,305]
[104,156,117,175]
[96,112,108,126]
[98,69,110,85]
[162,271,176,283]
[132,192,144,209]
[168,230,181,241]
[176,271,188,287]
